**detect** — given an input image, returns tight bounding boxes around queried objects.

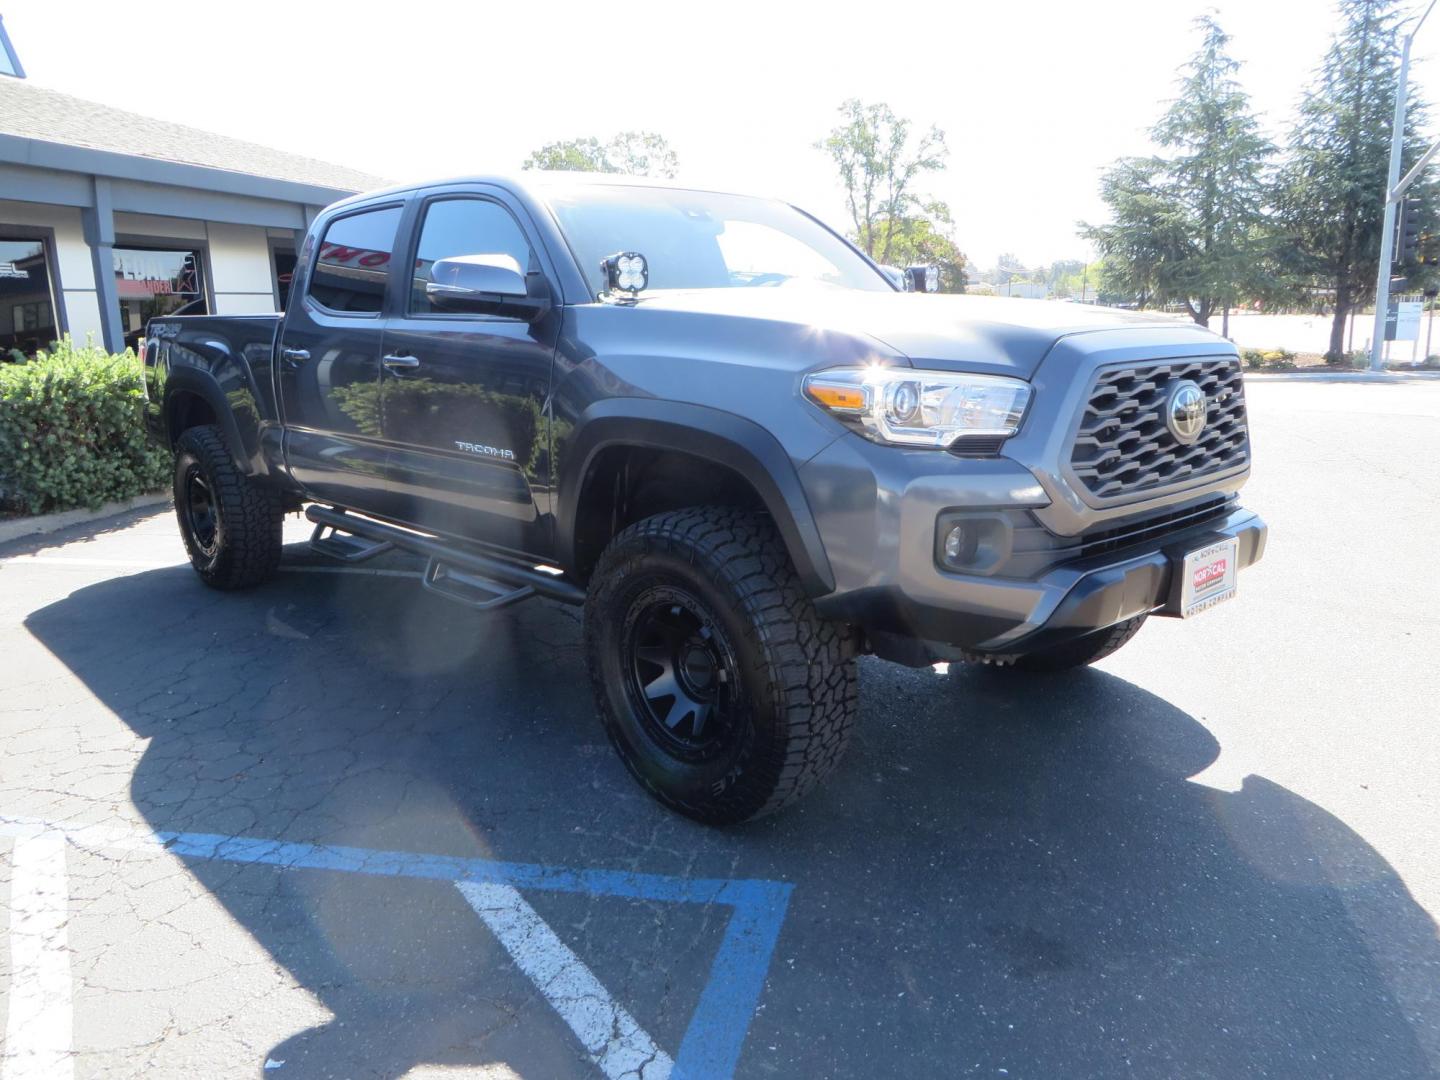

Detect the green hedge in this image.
[0,337,172,516]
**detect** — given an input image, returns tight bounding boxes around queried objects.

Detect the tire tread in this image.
[585,507,857,823]
[174,425,284,590]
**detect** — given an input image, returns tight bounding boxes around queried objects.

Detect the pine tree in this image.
[1084,16,1275,329]
[1278,0,1434,358]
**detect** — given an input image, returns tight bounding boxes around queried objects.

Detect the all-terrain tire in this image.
[173,425,284,590]
[584,507,858,825]
[1012,614,1148,673]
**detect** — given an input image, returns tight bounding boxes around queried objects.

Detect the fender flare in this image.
[161,366,266,478]
[555,399,836,597]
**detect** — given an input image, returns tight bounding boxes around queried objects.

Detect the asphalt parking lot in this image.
[2,377,1439,1080]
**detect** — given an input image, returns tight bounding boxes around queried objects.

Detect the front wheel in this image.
[585,507,858,825]
[173,425,284,590]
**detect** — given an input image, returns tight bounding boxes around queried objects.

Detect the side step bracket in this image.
[422,559,534,611]
[310,520,394,564]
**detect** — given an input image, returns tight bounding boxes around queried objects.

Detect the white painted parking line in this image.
[457,881,674,1080]
[3,832,74,1080]
[0,815,787,1080]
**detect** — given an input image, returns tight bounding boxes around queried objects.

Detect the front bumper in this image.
[816,506,1266,666]
[798,327,1265,666]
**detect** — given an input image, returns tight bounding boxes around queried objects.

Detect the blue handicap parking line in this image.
[154,828,792,1080]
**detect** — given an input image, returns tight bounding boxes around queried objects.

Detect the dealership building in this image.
[0,76,385,358]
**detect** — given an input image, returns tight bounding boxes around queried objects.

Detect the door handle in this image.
[280,347,310,365]
[383,354,421,371]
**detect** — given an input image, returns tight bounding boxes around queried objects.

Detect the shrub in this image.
[1240,348,1266,369]
[0,337,172,516]
[1257,347,1297,371]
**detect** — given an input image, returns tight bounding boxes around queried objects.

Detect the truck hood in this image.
[629,287,1215,378]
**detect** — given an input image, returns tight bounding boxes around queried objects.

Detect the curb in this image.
[0,493,171,545]
[1244,370,1440,383]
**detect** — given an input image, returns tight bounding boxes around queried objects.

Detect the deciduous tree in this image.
[818,100,948,267]
[865,201,970,291]
[523,132,678,178]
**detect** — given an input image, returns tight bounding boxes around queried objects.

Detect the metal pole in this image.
[1371,35,1412,371]
[1393,132,1440,197]
[1428,298,1436,360]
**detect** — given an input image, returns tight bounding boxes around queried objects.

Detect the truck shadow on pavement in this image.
[22,555,1440,1080]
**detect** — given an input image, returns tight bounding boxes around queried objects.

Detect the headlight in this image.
[802,366,1031,448]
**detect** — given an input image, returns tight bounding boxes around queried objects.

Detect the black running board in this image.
[304,506,585,607]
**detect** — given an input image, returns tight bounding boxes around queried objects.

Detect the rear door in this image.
[377,190,560,556]
[276,201,405,512]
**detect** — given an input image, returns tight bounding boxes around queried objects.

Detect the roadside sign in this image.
[1385,294,1425,341]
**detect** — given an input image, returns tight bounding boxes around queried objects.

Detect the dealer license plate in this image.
[1178,537,1239,618]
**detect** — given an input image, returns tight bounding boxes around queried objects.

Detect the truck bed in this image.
[143,313,284,468]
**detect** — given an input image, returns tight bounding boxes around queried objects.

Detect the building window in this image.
[0,236,58,360]
[114,247,207,352]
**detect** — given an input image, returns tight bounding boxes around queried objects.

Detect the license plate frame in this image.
[1175,536,1239,618]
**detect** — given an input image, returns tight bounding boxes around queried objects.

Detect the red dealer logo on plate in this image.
[1193,557,1229,592]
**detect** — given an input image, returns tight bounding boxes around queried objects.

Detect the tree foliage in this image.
[1082,16,1275,325]
[818,100,950,269]
[1277,0,1436,356]
[523,131,678,178]
[865,201,969,291]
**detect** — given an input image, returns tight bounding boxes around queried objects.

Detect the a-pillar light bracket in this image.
[602,251,649,299]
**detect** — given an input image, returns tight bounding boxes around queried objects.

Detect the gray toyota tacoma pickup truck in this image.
[143,174,1266,824]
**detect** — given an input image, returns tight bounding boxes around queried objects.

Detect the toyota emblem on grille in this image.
[1165,380,1207,444]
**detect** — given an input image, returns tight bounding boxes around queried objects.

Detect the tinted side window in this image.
[308,206,403,314]
[411,199,533,314]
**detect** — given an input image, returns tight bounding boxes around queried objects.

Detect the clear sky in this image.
[4,0,1438,272]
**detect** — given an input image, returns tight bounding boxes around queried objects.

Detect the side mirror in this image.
[904,265,940,293]
[425,254,549,320]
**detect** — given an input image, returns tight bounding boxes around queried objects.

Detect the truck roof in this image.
[326,171,770,211]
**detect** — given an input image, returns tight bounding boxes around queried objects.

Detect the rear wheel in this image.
[1011,614,1148,673]
[173,425,284,590]
[585,507,858,825]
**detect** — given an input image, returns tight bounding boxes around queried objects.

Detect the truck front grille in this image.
[1068,358,1249,501]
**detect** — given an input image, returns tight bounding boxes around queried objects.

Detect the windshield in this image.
[542,184,895,297]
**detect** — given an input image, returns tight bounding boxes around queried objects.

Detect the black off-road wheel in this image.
[585,508,858,825]
[173,425,284,590]
[1011,614,1149,673]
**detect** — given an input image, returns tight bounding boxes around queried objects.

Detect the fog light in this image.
[943,524,966,561]
[934,512,1014,575]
